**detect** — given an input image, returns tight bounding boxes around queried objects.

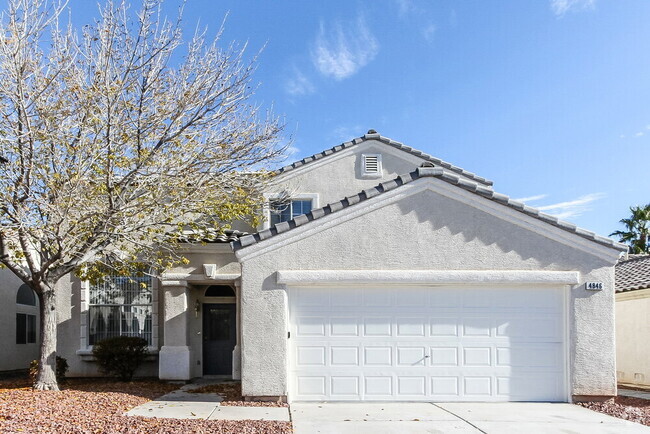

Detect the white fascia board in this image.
[277,269,581,286]
[616,287,650,301]
[236,177,622,263]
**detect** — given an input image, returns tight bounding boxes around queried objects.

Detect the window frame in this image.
[80,274,159,350]
[16,313,36,345]
[263,193,319,230]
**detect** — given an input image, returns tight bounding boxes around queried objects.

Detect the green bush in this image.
[92,336,148,381]
[29,356,69,383]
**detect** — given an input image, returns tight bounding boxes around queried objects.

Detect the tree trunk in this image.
[34,283,59,391]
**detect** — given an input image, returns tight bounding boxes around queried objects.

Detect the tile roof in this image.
[616,254,650,292]
[179,229,249,244]
[232,165,627,252]
[275,131,494,187]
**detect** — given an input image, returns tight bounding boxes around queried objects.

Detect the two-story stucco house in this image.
[1,131,627,402]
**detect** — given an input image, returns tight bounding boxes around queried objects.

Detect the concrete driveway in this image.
[290,402,650,434]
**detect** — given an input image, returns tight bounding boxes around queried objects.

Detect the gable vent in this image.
[363,154,381,176]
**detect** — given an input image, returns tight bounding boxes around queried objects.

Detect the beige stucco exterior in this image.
[616,288,650,387]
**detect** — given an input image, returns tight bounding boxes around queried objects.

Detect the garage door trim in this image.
[277,269,580,285]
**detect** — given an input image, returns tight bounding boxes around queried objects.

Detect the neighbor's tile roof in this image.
[179,229,249,243]
[232,165,627,252]
[276,132,494,187]
[616,255,650,292]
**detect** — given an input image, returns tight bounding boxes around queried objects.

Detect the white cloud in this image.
[636,131,645,137]
[512,194,548,203]
[536,192,605,220]
[285,68,315,97]
[284,145,300,159]
[311,15,379,81]
[550,0,596,17]
[332,125,363,143]
[395,0,420,18]
[422,23,436,43]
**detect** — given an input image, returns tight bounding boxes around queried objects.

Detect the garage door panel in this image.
[397,347,427,366]
[289,286,566,402]
[463,347,492,366]
[462,316,493,337]
[496,344,563,368]
[396,317,426,336]
[363,317,392,336]
[331,346,359,366]
[430,318,459,336]
[365,376,393,396]
[296,316,327,336]
[430,347,459,366]
[330,317,359,336]
[331,376,359,396]
[296,346,326,366]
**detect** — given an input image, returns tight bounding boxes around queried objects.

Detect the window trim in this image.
[80,276,159,351]
[263,193,319,230]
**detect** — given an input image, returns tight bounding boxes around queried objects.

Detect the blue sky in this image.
[32,0,650,238]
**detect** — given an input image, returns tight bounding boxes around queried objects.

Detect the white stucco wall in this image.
[267,139,484,217]
[0,269,40,371]
[236,181,619,400]
[615,289,650,386]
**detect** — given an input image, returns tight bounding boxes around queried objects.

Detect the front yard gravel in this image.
[578,396,650,427]
[0,378,292,433]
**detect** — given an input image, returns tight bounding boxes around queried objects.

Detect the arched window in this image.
[16,284,36,306]
[204,285,235,297]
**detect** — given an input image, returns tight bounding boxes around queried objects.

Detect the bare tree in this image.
[0,0,284,390]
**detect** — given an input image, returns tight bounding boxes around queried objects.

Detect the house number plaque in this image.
[585,282,604,291]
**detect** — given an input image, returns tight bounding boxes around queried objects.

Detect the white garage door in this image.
[288,285,566,402]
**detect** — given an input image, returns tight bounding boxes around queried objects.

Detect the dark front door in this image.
[203,303,236,375]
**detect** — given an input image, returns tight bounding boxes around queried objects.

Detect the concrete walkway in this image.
[290,402,650,434]
[125,382,290,421]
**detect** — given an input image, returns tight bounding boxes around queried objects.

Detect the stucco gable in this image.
[233,166,626,262]
[275,131,493,186]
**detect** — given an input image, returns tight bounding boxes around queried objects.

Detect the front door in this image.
[203,303,236,375]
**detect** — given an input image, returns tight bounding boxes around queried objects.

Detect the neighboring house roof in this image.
[616,254,650,292]
[275,131,494,187]
[232,165,627,252]
[179,229,249,243]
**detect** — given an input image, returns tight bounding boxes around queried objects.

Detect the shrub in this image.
[29,356,69,383]
[92,336,148,381]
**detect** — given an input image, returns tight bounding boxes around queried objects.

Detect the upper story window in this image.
[362,154,382,178]
[270,199,313,226]
[88,273,153,346]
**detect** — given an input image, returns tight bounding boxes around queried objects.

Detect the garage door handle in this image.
[425,355,430,358]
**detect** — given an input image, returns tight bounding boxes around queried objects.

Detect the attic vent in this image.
[362,154,382,177]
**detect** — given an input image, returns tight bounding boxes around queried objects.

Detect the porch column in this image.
[159,280,192,380]
[232,279,242,380]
